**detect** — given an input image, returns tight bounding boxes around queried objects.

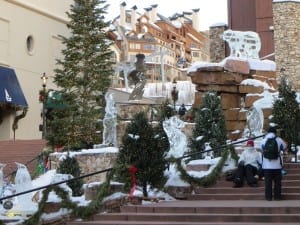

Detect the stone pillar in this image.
[273,1,300,90]
[209,25,227,63]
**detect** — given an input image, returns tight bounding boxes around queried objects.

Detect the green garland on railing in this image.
[175,147,230,187]
[21,169,114,224]
[22,185,77,225]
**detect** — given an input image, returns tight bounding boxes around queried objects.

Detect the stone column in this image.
[209,24,227,63]
[273,1,300,90]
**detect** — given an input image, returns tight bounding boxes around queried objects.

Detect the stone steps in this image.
[67,162,300,225]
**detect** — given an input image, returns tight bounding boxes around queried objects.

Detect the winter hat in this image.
[246,140,254,147]
[268,126,277,134]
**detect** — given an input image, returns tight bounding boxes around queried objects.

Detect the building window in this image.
[130,43,141,49]
[192,52,200,57]
[144,44,155,50]
[26,35,35,55]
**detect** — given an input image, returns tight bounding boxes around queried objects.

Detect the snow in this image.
[187,56,276,73]
[1,56,299,223]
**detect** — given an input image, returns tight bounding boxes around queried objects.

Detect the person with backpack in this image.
[261,126,287,201]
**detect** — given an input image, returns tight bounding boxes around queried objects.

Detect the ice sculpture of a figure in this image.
[128,54,147,100]
[13,162,36,213]
[0,163,6,197]
[203,142,214,159]
[163,116,188,158]
[244,106,264,137]
[222,29,261,59]
[102,92,117,147]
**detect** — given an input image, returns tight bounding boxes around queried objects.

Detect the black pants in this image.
[234,163,258,186]
[263,169,282,200]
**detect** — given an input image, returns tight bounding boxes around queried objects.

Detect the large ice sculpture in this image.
[128,54,147,100]
[244,106,264,137]
[102,92,117,147]
[11,162,37,214]
[222,29,261,59]
[163,116,188,158]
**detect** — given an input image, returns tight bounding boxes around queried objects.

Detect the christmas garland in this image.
[21,170,114,224]
[175,147,230,187]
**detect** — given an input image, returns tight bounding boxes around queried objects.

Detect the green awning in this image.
[46,91,66,109]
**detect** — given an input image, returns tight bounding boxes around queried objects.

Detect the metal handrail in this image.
[0,167,113,202]
[177,134,265,160]
[0,134,266,202]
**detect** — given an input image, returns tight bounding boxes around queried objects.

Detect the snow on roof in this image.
[209,22,227,28]
[171,20,182,28]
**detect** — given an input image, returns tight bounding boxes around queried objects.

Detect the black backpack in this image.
[263,137,279,160]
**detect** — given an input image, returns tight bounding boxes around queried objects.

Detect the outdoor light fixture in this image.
[40,72,48,139]
[171,79,178,112]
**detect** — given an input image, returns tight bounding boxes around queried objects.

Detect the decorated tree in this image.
[46,0,114,149]
[188,91,227,159]
[114,111,168,197]
[57,155,83,196]
[271,74,300,148]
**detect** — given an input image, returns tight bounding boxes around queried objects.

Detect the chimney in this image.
[144,7,152,22]
[131,5,137,31]
[151,4,158,22]
[120,2,126,27]
[192,8,200,31]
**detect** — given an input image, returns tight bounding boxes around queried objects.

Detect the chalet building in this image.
[107,2,209,88]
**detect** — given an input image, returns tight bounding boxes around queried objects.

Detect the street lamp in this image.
[171,79,178,113]
[39,72,48,139]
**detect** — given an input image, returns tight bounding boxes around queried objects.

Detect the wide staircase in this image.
[68,162,300,225]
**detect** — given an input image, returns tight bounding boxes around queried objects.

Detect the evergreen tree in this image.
[271,75,300,148]
[47,0,114,149]
[57,155,83,196]
[115,111,168,197]
[189,91,227,159]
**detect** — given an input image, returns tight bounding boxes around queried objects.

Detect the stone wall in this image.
[188,58,276,140]
[49,151,118,183]
[209,25,227,63]
[273,1,300,90]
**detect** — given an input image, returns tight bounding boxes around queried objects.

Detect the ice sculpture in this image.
[0,163,6,197]
[128,54,147,100]
[12,162,37,214]
[101,92,117,147]
[244,106,264,137]
[163,116,188,158]
[222,29,261,59]
[203,142,214,159]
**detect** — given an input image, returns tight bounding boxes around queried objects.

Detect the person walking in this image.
[233,139,262,188]
[178,104,187,117]
[261,126,287,201]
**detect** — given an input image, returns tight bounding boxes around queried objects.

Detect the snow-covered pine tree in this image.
[47,0,114,149]
[271,74,300,148]
[115,111,168,197]
[57,155,83,196]
[189,91,227,159]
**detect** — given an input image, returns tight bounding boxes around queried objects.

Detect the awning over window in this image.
[46,90,66,109]
[0,66,28,107]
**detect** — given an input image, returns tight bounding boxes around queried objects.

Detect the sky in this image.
[105,0,228,31]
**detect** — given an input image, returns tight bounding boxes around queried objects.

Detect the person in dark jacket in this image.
[261,126,287,201]
[178,104,186,117]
